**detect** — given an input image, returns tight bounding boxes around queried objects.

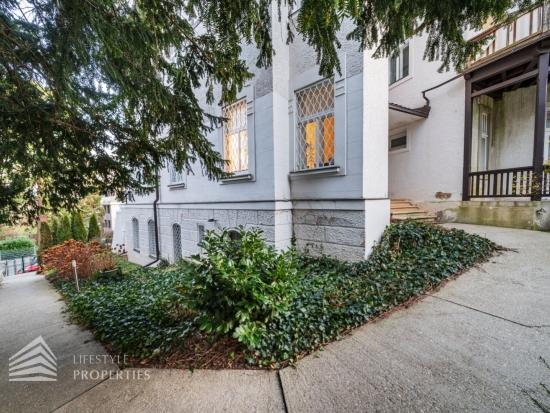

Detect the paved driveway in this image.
[1,224,548,412]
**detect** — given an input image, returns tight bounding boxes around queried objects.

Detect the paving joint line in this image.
[277,370,290,413]
[49,376,112,413]
[431,296,544,328]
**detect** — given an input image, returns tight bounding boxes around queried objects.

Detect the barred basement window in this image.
[172,224,182,261]
[223,99,248,173]
[295,79,335,170]
[132,218,140,252]
[148,220,156,258]
[227,230,242,241]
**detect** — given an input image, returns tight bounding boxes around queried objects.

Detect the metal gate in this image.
[0,247,38,276]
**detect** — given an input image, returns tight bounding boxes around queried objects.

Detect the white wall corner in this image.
[364,199,390,258]
[363,50,389,199]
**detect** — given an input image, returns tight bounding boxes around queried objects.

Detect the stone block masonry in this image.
[293,210,366,261]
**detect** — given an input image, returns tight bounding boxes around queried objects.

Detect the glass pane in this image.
[480,137,487,171]
[390,136,407,149]
[389,57,397,84]
[223,99,248,173]
[402,45,409,78]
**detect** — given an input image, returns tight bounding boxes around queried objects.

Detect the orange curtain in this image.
[323,117,335,165]
[306,122,316,169]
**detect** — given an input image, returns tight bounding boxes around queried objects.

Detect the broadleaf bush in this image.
[177,227,300,349]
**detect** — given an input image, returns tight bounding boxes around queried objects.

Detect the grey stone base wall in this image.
[293,209,366,261]
[118,205,369,264]
[117,206,293,264]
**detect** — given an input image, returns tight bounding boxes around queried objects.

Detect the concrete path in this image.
[1,224,549,412]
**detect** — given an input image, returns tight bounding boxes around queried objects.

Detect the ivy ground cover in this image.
[55,221,499,369]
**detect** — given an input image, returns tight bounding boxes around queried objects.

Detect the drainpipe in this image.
[144,175,160,267]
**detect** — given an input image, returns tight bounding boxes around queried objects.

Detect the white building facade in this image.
[116,7,390,265]
[388,6,550,230]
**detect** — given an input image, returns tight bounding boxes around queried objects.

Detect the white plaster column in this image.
[363,50,391,256]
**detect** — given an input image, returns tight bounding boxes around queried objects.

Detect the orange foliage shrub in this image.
[40,240,109,281]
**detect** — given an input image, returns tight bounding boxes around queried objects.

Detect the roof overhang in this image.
[389,103,430,130]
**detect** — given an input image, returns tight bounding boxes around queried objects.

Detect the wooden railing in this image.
[469,166,536,198]
[467,5,550,68]
[543,171,550,197]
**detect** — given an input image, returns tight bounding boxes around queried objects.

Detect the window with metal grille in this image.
[172,224,182,261]
[169,163,185,186]
[228,230,242,241]
[295,79,335,170]
[223,99,248,173]
[197,224,205,246]
[148,220,156,258]
[132,218,140,252]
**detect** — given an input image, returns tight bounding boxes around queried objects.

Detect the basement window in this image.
[389,132,408,154]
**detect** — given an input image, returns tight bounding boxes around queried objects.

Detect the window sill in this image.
[221,174,253,184]
[168,183,186,190]
[133,249,140,253]
[389,75,412,90]
[289,166,340,180]
[389,147,410,155]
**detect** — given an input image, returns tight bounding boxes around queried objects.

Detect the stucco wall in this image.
[388,33,470,204]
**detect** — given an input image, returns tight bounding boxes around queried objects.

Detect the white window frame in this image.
[223,98,249,175]
[389,39,413,89]
[289,63,347,179]
[389,129,410,155]
[478,110,491,171]
[132,218,140,252]
[219,85,256,184]
[168,163,186,188]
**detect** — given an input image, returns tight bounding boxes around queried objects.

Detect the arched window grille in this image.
[148,220,156,258]
[132,218,140,252]
[173,224,182,261]
[227,230,242,241]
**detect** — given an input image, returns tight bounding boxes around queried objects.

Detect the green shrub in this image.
[37,222,53,258]
[57,215,72,244]
[51,218,59,245]
[87,213,101,241]
[72,211,87,242]
[257,221,498,363]
[56,221,499,366]
[0,237,34,251]
[178,227,300,349]
[58,268,195,357]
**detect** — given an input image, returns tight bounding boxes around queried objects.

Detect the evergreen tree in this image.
[0,0,539,224]
[38,222,53,253]
[51,218,59,245]
[57,215,73,244]
[87,213,101,241]
[72,212,88,242]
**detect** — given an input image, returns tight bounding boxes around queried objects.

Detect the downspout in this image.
[144,174,160,267]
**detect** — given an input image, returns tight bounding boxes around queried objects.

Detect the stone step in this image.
[391,210,428,216]
[391,215,438,222]
[390,207,422,213]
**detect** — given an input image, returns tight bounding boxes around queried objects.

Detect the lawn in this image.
[54,221,499,370]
